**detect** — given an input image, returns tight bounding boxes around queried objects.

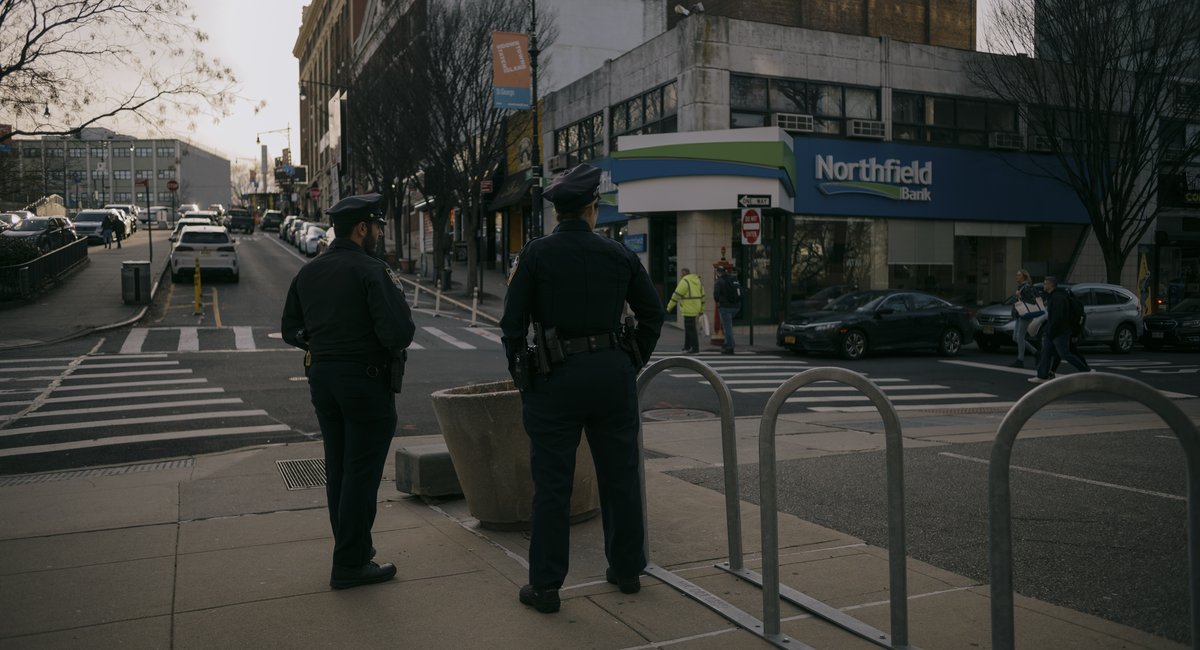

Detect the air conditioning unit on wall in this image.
[1028,135,1056,152]
[989,132,1024,150]
[548,153,570,172]
[848,119,885,139]
[772,112,814,134]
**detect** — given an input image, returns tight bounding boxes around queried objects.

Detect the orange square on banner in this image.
[491,32,530,89]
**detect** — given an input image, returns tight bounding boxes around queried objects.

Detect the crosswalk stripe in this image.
[810,402,1013,413]
[178,327,199,352]
[0,409,269,437]
[88,354,169,360]
[77,361,180,369]
[785,392,994,404]
[53,378,208,392]
[425,327,475,350]
[0,365,69,374]
[728,382,949,390]
[408,341,425,350]
[21,398,244,419]
[0,357,76,365]
[65,369,193,380]
[465,328,503,344]
[0,376,60,382]
[233,326,255,350]
[0,424,293,458]
[120,328,149,354]
[43,388,224,404]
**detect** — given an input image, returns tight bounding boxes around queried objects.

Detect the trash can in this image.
[121,260,152,305]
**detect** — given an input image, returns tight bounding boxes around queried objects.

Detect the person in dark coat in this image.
[281,192,416,589]
[713,263,740,354]
[500,163,664,614]
[111,213,125,249]
[1031,276,1090,382]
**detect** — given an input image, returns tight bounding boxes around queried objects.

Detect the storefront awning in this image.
[488,176,533,211]
[596,203,628,226]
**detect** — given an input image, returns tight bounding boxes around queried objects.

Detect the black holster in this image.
[618,316,644,369]
[390,350,407,393]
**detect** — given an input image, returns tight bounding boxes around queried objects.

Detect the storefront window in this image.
[787,216,874,314]
[730,75,768,110]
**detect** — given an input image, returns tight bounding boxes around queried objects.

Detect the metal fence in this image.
[0,238,88,300]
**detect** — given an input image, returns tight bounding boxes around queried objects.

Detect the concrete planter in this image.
[431,380,600,530]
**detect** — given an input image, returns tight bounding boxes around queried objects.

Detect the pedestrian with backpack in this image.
[713,262,741,355]
[1048,286,1088,376]
[1031,276,1091,383]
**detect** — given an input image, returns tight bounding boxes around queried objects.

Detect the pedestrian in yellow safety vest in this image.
[666,268,705,353]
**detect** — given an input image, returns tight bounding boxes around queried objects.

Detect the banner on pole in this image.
[491,32,531,109]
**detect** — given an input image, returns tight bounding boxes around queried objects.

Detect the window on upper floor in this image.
[730,75,880,135]
[554,112,603,166]
[91,147,106,159]
[69,147,85,158]
[113,170,132,180]
[136,170,153,180]
[892,92,1018,147]
[609,81,678,152]
[156,146,174,158]
[113,147,130,158]
[23,147,40,158]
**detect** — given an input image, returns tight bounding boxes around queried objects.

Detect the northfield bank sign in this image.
[814,155,933,202]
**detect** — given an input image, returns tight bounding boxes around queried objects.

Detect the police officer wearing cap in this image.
[501,164,665,613]
[281,192,415,590]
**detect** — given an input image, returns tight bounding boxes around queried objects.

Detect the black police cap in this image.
[544,164,601,212]
[326,192,386,227]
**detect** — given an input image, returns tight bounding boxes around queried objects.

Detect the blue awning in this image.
[596,203,628,226]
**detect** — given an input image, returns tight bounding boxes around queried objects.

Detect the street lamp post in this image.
[528,0,544,240]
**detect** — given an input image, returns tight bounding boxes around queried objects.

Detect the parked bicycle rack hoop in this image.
[988,372,1200,650]
[637,360,916,649]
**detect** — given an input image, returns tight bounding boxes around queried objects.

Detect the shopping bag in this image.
[1027,314,1047,338]
[698,313,711,337]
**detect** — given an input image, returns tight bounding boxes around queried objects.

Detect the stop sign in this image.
[167,179,179,192]
[309,187,321,200]
[741,208,761,245]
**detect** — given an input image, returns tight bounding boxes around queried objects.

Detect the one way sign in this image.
[737,194,771,208]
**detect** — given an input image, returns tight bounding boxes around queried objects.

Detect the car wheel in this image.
[938,328,963,356]
[839,330,868,360]
[1110,324,1135,353]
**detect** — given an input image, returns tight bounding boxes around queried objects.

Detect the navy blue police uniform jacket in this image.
[500,219,664,363]
[281,238,415,361]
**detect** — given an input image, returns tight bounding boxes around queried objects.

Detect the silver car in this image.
[972,282,1143,353]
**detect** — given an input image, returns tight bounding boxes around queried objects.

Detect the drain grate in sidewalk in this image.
[0,459,195,488]
[277,458,326,490]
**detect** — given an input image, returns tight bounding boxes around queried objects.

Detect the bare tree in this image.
[387,0,554,293]
[970,0,1200,283]
[0,0,239,138]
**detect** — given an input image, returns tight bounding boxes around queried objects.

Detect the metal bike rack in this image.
[988,372,1200,650]
[755,367,914,649]
[637,357,815,649]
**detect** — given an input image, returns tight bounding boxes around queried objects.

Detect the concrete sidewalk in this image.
[0,405,1184,649]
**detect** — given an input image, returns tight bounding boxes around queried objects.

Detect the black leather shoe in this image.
[606,568,641,594]
[519,584,560,613]
[330,562,397,590]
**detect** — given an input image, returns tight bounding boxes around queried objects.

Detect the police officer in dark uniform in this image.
[281,192,416,590]
[500,164,664,613]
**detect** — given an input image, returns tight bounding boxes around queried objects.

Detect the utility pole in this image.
[528,0,543,239]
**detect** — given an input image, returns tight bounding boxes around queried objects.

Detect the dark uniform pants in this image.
[308,361,397,569]
[521,348,646,589]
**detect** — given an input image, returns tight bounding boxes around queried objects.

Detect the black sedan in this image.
[776,289,974,360]
[0,216,77,253]
[1143,298,1200,349]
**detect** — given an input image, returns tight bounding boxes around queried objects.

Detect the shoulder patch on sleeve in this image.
[386,267,404,289]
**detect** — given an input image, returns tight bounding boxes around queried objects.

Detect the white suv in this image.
[170,225,239,283]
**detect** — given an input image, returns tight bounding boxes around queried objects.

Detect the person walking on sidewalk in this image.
[501,164,664,614]
[713,263,740,355]
[1011,269,1040,367]
[111,213,125,249]
[1031,275,1090,383]
[281,192,416,590]
[666,267,705,353]
[101,212,114,249]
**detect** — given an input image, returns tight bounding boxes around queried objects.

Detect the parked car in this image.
[1143,298,1200,349]
[170,217,221,242]
[301,226,325,257]
[0,210,33,229]
[260,210,284,231]
[103,204,139,233]
[296,222,325,250]
[170,225,239,283]
[144,206,171,225]
[226,207,254,234]
[72,209,121,244]
[286,219,310,245]
[279,215,299,239]
[788,284,858,317]
[1,216,77,252]
[973,282,1142,353]
[180,210,220,226]
[177,203,200,219]
[777,289,973,360]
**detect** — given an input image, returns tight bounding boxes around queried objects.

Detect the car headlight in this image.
[812,321,841,331]
[1182,320,1200,328]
